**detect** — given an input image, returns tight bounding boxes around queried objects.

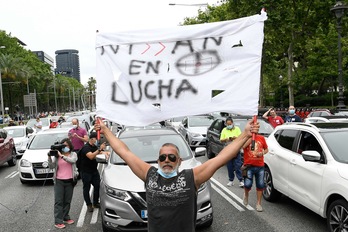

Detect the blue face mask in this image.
[157,168,177,179]
[289,109,295,114]
[94,140,98,147]
[226,125,233,130]
[62,147,70,153]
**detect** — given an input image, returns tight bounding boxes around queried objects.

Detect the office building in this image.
[32,51,54,73]
[55,49,80,82]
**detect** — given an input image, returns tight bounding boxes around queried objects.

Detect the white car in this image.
[263,122,348,232]
[26,118,51,132]
[19,128,71,184]
[3,126,35,157]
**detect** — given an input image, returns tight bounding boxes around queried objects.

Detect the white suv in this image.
[263,122,348,232]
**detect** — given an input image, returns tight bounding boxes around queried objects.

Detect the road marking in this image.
[5,171,18,179]
[210,178,254,211]
[91,209,99,224]
[77,204,87,227]
[211,183,245,211]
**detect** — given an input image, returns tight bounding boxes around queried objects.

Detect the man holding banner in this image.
[94,9,267,231]
[95,118,259,231]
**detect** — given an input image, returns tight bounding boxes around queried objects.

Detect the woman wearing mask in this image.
[48,138,78,229]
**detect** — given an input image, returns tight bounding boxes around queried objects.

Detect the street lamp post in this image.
[279,75,284,108]
[331,0,348,109]
[0,46,6,123]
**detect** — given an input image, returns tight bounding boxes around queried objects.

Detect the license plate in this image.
[35,169,54,174]
[141,210,148,219]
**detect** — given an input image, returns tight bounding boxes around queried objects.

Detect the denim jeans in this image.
[227,152,243,182]
[81,170,100,205]
[244,166,265,190]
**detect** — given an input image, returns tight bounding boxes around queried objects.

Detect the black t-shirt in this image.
[79,142,98,173]
[145,167,197,232]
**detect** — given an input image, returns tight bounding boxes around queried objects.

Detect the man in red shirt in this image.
[242,134,268,212]
[262,108,284,128]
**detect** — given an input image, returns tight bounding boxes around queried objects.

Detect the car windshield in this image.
[321,130,348,163]
[189,116,214,127]
[5,128,25,138]
[110,134,192,164]
[27,118,50,127]
[28,132,68,149]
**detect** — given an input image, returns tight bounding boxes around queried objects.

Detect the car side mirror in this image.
[195,147,206,157]
[302,150,321,162]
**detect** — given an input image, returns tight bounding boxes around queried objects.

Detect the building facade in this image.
[55,49,80,82]
[32,51,54,72]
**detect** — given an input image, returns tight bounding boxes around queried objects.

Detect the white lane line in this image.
[5,171,18,179]
[210,178,254,211]
[77,204,87,227]
[91,209,99,224]
[211,183,245,212]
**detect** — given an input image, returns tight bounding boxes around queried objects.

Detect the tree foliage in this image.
[183,0,348,108]
[0,30,86,115]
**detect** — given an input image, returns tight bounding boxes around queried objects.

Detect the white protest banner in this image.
[96,10,267,126]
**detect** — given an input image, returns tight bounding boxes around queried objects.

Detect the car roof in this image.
[3,125,27,129]
[275,122,348,132]
[36,127,71,134]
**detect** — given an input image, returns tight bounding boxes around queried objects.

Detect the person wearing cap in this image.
[8,119,17,126]
[79,132,106,212]
[94,118,260,232]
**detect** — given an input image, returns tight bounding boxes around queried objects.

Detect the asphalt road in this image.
[0,154,327,232]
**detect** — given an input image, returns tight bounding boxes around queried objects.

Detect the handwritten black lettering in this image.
[110,79,198,104]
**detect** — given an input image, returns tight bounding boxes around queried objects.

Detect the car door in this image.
[207,119,224,155]
[0,131,5,164]
[287,130,325,213]
[268,129,299,194]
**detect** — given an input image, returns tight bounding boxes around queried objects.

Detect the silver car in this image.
[177,115,215,149]
[97,127,213,231]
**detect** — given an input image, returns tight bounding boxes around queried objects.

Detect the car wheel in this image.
[327,199,348,232]
[206,144,215,159]
[262,166,281,202]
[7,149,17,167]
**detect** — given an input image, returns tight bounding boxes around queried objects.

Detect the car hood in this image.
[337,163,348,180]
[188,126,208,134]
[13,137,25,143]
[21,149,50,162]
[102,158,202,192]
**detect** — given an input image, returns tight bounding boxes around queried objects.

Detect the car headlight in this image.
[190,132,202,137]
[198,182,207,192]
[15,141,23,147]
[105,184,132,201]
[20,159,32,167]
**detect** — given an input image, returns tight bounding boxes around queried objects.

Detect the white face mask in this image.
[72,125,77,129]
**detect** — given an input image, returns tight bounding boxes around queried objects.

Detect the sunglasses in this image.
[158,154,177,162]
